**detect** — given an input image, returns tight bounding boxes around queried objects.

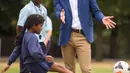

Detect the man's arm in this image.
[90,0,116,29]
[54,0,63,19]
[89,0,104,22]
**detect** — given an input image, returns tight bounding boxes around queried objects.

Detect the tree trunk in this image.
[95,28,103,61]
[109,27,118,58]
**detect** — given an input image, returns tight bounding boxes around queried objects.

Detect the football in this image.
[113,61,130,73]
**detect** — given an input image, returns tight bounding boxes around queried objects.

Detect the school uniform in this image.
[8,44,52,73]
[21,32,53,73]
[38,16,52,54]
[17,1,47,53]
[17,1,52,55]
[7,1,52,72]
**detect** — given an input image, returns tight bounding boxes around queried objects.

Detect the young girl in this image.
[2,14,72,73]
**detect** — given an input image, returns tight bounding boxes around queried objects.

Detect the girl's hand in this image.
[45,55,54,63]
[1,65,10,73]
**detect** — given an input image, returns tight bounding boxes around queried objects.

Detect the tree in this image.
[0,0,23,36]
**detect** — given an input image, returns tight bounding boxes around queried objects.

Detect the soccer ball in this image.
[113,61,130,73]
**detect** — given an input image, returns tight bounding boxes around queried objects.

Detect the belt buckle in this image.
[78,29,81,33]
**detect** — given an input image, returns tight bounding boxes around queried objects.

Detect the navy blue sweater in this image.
[21,32,45,64]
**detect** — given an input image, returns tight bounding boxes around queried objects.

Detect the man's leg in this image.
[61,32,76,73]
[73,32,92,73]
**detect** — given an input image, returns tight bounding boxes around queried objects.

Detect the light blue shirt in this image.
[17,1,52,42]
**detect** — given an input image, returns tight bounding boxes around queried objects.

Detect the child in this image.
[2,14,72,73]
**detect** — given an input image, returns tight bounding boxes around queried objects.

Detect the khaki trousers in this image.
[61,31,91,73]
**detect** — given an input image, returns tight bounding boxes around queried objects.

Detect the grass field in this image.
[0,58,123,73]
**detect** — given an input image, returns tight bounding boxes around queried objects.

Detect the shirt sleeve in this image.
[17,7,30,26]
[54,0,63,19]
[46,16,53,30]
[8,46,21,65]
[89,0,104,22]
[27,35,45,61]
[42,6,48,28]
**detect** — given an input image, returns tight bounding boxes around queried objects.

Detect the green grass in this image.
[0,67,19,73]
[93,68,112,73]
[0,67,112,73]
[0,59,115,73]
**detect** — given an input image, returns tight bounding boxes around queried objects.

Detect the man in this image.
[2,0,52,72]
[54,0,116,73]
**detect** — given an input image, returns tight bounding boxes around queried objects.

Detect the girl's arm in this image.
[2,46,20,73]
[28,36,45,61]
[8,46,21,65]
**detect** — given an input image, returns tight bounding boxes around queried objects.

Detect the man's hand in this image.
[60,9,65,24]
[102,16,116,29]
[1,65,10,73]
[45,55,54,63]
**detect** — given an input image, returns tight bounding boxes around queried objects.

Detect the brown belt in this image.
[72,29,84,34]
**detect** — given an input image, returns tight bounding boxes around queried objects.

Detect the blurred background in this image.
[0,0,130,73]
[0,0,130,62]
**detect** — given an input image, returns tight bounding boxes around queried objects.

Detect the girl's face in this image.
[33,24,42,34]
